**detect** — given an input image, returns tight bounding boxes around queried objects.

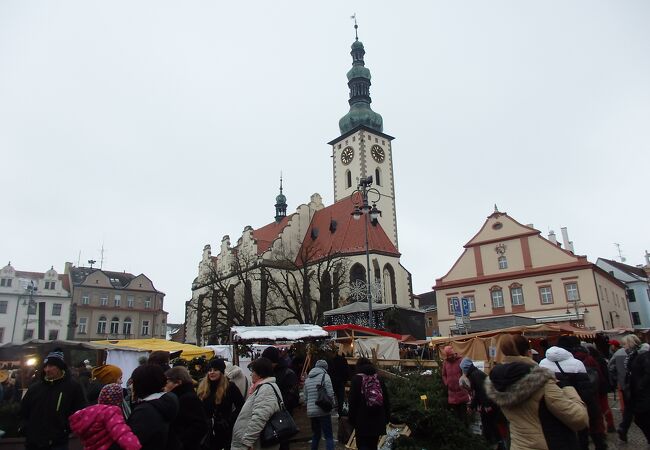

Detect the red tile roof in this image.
[252,216,290,255]
[296,197,399,265]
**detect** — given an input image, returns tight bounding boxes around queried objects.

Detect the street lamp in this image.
[351,175,381,328]
[11,281,37,343]
[565,301,589,327]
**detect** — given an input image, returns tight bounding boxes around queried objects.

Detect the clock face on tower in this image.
[341,146,354,165]
[371,145,385,163]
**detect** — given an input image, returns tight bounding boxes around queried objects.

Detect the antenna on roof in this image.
[77,250,81,267]
[88,259,96,269]
[99,242,106,269]
[614,243,626,262]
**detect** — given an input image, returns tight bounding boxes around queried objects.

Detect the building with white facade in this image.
[0,263,72,344]
[186,34,413,345]
[597,256,650,329]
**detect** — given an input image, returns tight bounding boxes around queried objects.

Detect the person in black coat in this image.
[626,343,650,443]
[197,358,245,450]
[164,366,208,450]
[328,351,350,416]
[348,358,390,450]
[20,350,87,449]
[127,364,179,450]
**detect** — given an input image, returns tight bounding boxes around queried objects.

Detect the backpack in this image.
[360,373,384,407]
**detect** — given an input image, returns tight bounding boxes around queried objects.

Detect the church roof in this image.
[252,215,290,255]
[296,196,399,265]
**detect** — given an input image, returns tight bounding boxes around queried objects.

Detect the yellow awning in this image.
[91,338,213,361]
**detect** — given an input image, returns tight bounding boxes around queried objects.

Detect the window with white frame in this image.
[100,295,108,306]
[110,317,120,334]
[82,294,90,305]
[123,317,132,336]
[498,256,508,270]
[78,317,88,334]
[97,316,107,334]
[539,286,554,304]
[48,329,58,340]
[52,303,62,316]
[565,283,580,302]
[510,286,524,306]
[491,289,504,308]
[141,320,150,336]
[27,302,37,315]
[0,278,12,287]
[114,294,121,307]
[44,281,56,290]
[127,295,134,308]
[0,301,7,314]
[144,297,151,309]
[23,329,33,341]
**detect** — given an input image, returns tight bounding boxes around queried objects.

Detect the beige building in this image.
[435,209,631,336]
[66,263,167,341]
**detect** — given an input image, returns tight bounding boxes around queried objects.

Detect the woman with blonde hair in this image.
[198,358,245,450]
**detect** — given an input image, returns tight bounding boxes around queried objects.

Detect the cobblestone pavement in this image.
[291,394,649,450]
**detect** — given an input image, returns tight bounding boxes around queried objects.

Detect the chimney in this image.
[560,227,574,253]
[548,231,557,245]
[645,250,650,267]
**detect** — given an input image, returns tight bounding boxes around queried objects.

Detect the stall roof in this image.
[230,325,329,342]
[323,302,422,316]
[430,323,596,345]
[91,338,213,360]
[323,324,403,340]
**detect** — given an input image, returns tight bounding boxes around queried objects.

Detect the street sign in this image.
[452,298,461,316]
[461,298,470,317]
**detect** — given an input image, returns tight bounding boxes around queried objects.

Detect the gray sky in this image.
[1,1,649,323]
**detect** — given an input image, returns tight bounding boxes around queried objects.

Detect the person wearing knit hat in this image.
[70,383,141,450]
[459,357,474,374]
[197,359,244,450]
[21,348,87,449]
[92,364,123,384]
[304,360,336,450]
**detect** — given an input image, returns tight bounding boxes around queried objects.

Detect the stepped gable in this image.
[252,215,290,255]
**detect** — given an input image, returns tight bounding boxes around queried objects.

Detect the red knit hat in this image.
[98,383,123,406]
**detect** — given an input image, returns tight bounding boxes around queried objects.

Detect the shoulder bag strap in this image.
[554,361,566,374]
[261,382,285,409]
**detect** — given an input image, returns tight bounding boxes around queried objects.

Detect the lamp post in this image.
[565,301,589,327]
[351,175,381,328]
[11,281,37,343]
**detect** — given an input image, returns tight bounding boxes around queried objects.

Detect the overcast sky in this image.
[1,1,649,323]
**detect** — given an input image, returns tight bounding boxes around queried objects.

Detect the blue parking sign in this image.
[461,298,470,317]
[452,298,461,316]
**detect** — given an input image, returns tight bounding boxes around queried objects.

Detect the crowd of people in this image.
[441,333,650,450]
[16,345,392,450]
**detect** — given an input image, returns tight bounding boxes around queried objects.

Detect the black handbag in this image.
[260,383,299,448]
[315,372,333,412]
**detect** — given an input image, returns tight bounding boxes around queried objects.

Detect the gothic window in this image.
[346,170,352,188]
[350,263,366,284]
[382,264,397,305]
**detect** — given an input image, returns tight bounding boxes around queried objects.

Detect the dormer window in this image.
[0,279,11,287]
[44,281,56,290]
[498,256,508,270]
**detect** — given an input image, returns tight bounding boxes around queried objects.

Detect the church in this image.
[185,32,413,345]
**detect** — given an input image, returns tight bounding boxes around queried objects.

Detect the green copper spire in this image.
[338,19,383,134]
[274,175,287,222]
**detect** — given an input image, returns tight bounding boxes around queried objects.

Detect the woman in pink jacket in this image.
[441,346,470,426]
[70,383,141,450]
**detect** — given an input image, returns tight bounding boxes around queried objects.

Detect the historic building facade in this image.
[186,35,413,345]
[65,262,167,341]
[435,209,631,335]
[597,257,650,329]
[0,263,72,343]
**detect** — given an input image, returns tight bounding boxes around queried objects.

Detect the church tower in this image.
[274,176,287,222]
[328,26,399,249]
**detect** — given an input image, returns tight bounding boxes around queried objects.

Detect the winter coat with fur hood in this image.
[486,363,588,450]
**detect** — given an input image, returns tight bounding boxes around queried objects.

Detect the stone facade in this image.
[435,210,632,336]
[66,262,167,341]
